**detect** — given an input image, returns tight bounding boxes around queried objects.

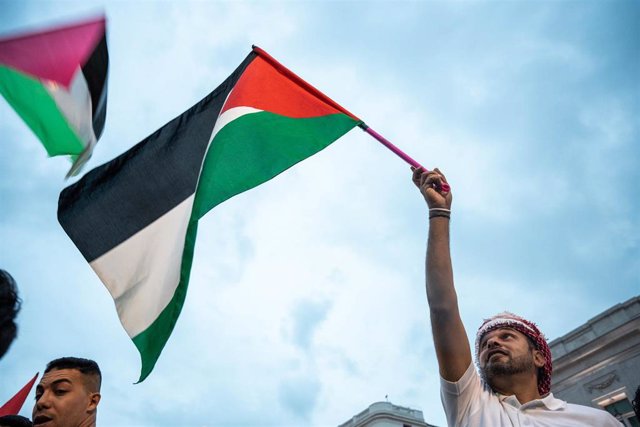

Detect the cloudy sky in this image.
[1,1,638,426]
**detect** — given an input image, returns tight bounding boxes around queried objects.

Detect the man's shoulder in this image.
[564,402,611,415]
[562,402,621,425]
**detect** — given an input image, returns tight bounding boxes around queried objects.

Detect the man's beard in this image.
[480,351,535,384]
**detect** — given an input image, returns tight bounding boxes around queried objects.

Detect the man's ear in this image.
[87,393,101,412]
[533,350,546,369]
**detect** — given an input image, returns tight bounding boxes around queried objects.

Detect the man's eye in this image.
[54,389,68,396]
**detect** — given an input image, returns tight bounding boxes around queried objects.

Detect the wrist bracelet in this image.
[429,208,451,220]
[429,213,451,220]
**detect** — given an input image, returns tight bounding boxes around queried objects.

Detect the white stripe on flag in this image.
[193,106,262,192]
[210,106,261,142]
[45,66,97,150]
[90,195,194,338]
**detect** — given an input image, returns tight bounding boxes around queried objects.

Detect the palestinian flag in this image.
[0,16,108,177]
[58,46,362,381]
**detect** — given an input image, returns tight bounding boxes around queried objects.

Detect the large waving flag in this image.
[58,46,362,381]
[0,16,108,177]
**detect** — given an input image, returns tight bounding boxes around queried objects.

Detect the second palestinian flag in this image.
[58,46,361,381]
[0,16,108,176]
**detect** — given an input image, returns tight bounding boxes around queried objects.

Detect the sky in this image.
[0,1,638,426]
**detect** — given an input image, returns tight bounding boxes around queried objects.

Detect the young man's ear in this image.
[87,393,101,412]
[533,350,546,369]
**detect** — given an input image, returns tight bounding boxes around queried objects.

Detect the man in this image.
[412,167,621,426]
[32,358,101,427]
[0,269,21,359]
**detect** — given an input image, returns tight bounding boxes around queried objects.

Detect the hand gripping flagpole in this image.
[357,123,450,193]
[252,45,450,193]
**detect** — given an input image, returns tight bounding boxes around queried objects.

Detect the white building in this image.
[549,295,640,427]
[337,401,437,427]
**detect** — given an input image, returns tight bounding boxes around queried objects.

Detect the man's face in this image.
[32,368,99,427]
[478,327,541,383]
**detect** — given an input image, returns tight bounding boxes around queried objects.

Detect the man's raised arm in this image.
[412,167,471,382]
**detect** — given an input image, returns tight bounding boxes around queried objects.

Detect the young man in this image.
[32,358,101,427]
[412,167,621,426]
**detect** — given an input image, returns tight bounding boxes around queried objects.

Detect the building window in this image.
[603,399,639,427]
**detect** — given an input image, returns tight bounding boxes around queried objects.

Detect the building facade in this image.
[338,401,437,427]
[549,296,640,427]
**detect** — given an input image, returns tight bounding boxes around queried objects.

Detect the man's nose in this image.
[35,391,52,410]
[487,336,500,348]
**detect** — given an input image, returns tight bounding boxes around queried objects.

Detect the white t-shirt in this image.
[440,363,622,427]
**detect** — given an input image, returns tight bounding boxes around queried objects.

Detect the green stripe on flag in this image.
[0,65,85,156]
[132,219,199,383]
[193,111,358,219]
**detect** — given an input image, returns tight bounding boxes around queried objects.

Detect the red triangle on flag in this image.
[0,373,39,416]
[0,16,105,88]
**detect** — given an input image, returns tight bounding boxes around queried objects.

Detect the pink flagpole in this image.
[361,125,450,192]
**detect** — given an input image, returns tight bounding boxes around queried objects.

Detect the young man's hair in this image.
[45,357,102,390]
[0,270,21,359]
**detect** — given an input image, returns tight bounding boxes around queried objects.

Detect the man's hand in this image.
[411,167,452,210]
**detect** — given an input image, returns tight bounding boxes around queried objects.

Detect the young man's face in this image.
[32,368,100,427]
[478,327,541,381]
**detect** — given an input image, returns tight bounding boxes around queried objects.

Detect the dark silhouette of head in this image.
[0,415,33,427]
[0,270,21,359]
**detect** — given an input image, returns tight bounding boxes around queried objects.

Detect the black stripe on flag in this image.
[81,33,109,139]
[59,52,257,262]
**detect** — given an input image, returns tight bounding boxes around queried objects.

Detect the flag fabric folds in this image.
[0,16,108,177]
[58,46,362,382]
[0,373,39,416]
